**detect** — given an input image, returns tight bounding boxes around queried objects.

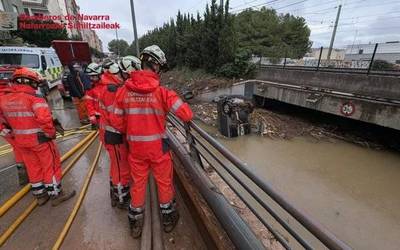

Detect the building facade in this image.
[308,48,345,60]
[0,0,23,13]
[0,0,22,41]
[82,29,103,52]
[345,42,400,64]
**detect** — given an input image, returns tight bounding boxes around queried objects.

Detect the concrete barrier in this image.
[256,67,400,101]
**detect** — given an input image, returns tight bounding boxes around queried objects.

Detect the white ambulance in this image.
[0,46,63,89]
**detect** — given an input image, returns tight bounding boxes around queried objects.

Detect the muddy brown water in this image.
[195,82,400,249]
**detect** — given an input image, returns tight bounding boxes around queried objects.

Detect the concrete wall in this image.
[253,82,400,131]
[256,67,400,101]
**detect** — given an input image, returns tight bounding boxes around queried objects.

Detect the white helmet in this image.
[102,60,120,74]
[140,45,168,70]
[85,63,103,76]
[119,56,141,74]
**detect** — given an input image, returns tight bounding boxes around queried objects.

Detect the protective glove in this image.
[53,118,65,136]
[89,116,98,130]
[37,132,55,143]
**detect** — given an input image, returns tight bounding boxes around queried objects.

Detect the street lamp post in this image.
[129,0,140,57]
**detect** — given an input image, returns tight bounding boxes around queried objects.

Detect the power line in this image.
[275,0,309,11]
[230,0,265,9]
[231,0,284,11]
[281,0,338,14]
[341,0,400,11]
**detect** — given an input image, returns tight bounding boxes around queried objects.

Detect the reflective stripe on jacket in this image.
[109,70,193,159]
[0,85,55,147]
[84,83,102,117]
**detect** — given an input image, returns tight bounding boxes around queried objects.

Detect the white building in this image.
[307,48,345,61]
[345,42,400,64]
[0,0,23,13]
[82,29,103,52]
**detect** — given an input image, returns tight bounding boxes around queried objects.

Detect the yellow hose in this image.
[52,143,102,250]
[0,200,37,246]
[0,144,11,150]
[0,130,92,157]
[0,133,99,246]
[0,149,13,157]
[0,131,97,217]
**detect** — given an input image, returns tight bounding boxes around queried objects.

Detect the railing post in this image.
[283,55,287,69]
[317,46,323,71]
[184,123,204,169]
[367,43,378,75]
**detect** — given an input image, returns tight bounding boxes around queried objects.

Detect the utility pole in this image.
[115,28,120,58]
[327,4,342,61]
[220,0,224,7]
[129,0,140,57]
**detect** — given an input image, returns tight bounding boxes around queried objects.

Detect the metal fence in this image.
[255,43,400,76]
[168,115,352,250]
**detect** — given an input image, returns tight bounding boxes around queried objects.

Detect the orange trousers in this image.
[129,152,175,208]
[4,137,23,163]
[72,97,88,121]
[20,141,62,196]
[105,143,130,186]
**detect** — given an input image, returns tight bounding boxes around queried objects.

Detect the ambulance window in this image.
[0,54,39,68]
[41,55,47,70]
[50,57,55,66]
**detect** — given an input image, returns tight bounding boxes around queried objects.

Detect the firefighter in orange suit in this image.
[98,60,135,208]
[0,76,27,185]
[109,45,193,237]
[0,67,75,206]
[83,63,103,132]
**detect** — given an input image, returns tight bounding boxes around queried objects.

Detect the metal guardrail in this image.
[260,64,400,77]
[168,115,352,250]
[167,126,265,250]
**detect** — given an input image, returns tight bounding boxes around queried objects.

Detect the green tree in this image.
[129,1,311,78]
[235,7,311,59]
[218,0,236,66]
[11,19,68,47]
[90,47,106,59]
[108,39,129,57]
[69,34,82,41]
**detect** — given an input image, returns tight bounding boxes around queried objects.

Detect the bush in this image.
[217,50,256,78]
[372,60,395,71]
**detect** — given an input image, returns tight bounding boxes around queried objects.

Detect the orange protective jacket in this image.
[0,85,55,147]
[110,70,193,159]
[83,81,102,118]
[98,72,124,132]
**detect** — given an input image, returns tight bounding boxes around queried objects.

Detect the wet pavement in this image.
[0,91,206,249]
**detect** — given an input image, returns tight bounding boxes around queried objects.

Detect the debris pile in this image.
[161,69,235,95]
[191,103,219,127]
[190,102,384,149]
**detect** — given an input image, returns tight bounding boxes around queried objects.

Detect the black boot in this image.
[160,201,180,233]
[117,185,131,210]
[128,206,144,238]
[51,190,76,207]
[110,182,118,207]
[32,183,48,206]
[16,164,29,186]
[36,192,50,206]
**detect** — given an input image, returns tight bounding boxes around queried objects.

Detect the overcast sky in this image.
[76,0,400,52]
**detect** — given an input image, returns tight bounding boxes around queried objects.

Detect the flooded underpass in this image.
[194,84,400,250]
